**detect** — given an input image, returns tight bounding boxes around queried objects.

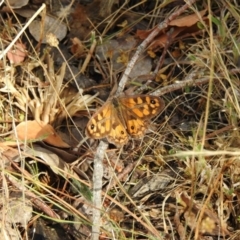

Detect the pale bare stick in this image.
[92,141,108,240]
[91,2,198,239]
[152,77,210,97]
[0,4,46,60]
[117,0,197,95]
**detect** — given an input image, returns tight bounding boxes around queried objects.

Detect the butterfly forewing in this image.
[85,101,113,139]
[86,101,128,145]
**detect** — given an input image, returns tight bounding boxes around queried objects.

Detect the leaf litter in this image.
[0,0,240,239]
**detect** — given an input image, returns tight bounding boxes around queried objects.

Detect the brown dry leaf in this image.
[0,146,20,162]
[70,37,85,58]
[0,191,32,240]
[25,144,68,175]
[40,125,70,148]
[96,35,151,79]
[129,169,174,199]
[7,42,27,64]
[169,9,207,27]
[136,9,207,49]
[40,141,78,163]
[116,51,129,66]
[14,120,70,148]
[0,145,21,171]
[0,192,32,225]
[108,208,124,222]
[13,8,36,18]
[151,27,184,48]
[147,49,156,58]
[117,20,128,28]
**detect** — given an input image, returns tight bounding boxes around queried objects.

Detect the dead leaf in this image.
[0,147,20,163]
[25,144,68,175]
[108,208,124,222]
[0,192,32,225]
[129,170,175,199]
[95,35,152,79]
[39,141,78,163]
[117,20,128,28]
[14,120,70,148]
[13,8,36,18]
[69,2,102,40]
[136,9,208,49]
[7,42,27,64]
[169,9,207,27]
[29,16,67,43]
[70,37,85,58]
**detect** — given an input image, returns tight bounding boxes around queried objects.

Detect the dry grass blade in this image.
[1,0,240,239]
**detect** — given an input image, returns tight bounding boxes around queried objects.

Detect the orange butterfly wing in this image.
[85,101,128,146]
[118,95,165,137]
[86,95,165,146]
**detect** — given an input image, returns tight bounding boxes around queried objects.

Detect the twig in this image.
[152,76,210,96]
[117,0,197,95]
[80,39,97,73]
[0,4,46,60]
[174,209,186,240]
[91,140,108,240]
[91,1,198,239]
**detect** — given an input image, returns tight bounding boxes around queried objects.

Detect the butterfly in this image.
[85,95,165,147]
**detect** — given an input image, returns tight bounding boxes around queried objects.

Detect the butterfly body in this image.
[86,95,165,146]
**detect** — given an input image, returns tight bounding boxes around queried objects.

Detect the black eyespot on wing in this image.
[151,99,156,104]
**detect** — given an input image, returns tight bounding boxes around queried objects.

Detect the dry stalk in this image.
[91,1,198,239]
[0,4,46,60]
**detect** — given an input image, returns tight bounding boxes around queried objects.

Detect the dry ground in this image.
[0,0,240,239]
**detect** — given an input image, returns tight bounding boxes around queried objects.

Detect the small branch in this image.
[152,77,210,96]
[117,0,197,95]
[0,4,46,60]
[91,1,198,239]
[80,39,97,73]
[91,140,108,240]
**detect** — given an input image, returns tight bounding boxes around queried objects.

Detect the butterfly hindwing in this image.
[118,95,165,137]
[118,95,165,120]
[107,107,128,146]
